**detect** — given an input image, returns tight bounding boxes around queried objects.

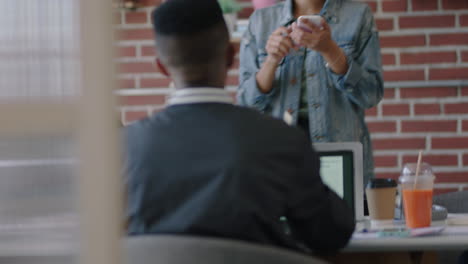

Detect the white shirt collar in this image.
[167,87,234,106]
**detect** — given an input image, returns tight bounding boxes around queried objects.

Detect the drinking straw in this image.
[414,150,423,190]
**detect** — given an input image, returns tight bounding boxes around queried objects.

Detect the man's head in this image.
[152,0,234,88]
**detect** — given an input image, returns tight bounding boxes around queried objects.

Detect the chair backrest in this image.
[125,235,328,264]
[433,190,468,213]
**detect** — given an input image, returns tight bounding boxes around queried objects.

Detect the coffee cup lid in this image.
[367,178,397,189]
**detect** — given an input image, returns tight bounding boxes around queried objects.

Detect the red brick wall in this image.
[115,0,468,194]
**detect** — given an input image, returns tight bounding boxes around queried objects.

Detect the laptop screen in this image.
[318,151,355,217]
[313,142,364,221]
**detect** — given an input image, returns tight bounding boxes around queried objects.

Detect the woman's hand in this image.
[255,27,295,94]
[265,27,295,65]
[290,19,333,54]
[290,19,349,74]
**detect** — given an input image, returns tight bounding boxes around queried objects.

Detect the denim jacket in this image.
[237,0,384,184]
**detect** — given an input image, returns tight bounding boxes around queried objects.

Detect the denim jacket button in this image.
[287,108,294,114]
[290,78,297,85]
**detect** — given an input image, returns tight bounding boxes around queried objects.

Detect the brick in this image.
[367,121,397,133]
[374,155,398,167]
[121,95,166,106]
[442,0,468,9]
[384,70,425,82]
[375,173,401,181]
[400,87,457,99]
[400,15,455,29]
[232,42,241,54]
[382,0,408,12]
[430,33,468,45]
[432,137,468,149]
[462,51,468,62]
[118,29,154,41]
[140,78,171,88]
[444,103,468,114]
[376,18,394,31]
[464,153,468,165]
[401,120,457,132]
[124,110,148,124]
[461,15,468,26]
[384,88,395,99]
[125,12,147,24]
[464,120,468,131]
[380,35,426,48]
[463,87,468,96]
[412,0,438,11]
[140,0,163,6]
[118,62,156,74]
[382,54,396,65]
[434,188,460,196]
[118,78,135,89]
[403,154,458,166]
[141,46,157,57]
[362,1,378,12]
[116,46,137,57]
[414,103,441,115]
[400,51,457,65]
[430,68,468,81]
[365,107,377,117]
[435,172,468,183]
[238,7,254,19]
[382,103,410,116]
[232,58,240,70]
[226,75,239,86]
[373,138,426,150]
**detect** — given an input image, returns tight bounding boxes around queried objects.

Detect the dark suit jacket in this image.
[124,102,354,253]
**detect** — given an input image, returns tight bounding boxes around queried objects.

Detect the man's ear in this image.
[155,57,170,77]
[226,43,235,69]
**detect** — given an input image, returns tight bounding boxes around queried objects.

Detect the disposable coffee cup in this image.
[399,163,435,228]
[366,178,397,221]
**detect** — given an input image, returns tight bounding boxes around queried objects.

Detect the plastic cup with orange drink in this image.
[399,162,435,228]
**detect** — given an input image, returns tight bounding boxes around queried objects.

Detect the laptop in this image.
[313,142,365,221]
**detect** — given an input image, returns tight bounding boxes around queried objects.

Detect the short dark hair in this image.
[152,0,225,36]
[152,0,229,69]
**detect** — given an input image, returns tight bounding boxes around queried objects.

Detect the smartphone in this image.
[297,15,324,32]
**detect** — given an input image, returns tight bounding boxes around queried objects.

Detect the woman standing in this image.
[238,0,383,186]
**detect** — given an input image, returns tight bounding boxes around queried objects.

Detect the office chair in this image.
[433,190,468,264]
[125,235,328,264]
[433,190,468,213]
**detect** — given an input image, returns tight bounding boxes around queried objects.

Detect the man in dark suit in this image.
[124,0,354,255]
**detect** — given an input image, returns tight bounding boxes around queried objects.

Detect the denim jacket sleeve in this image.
[237,13,278,112]
[328,6,384,110]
